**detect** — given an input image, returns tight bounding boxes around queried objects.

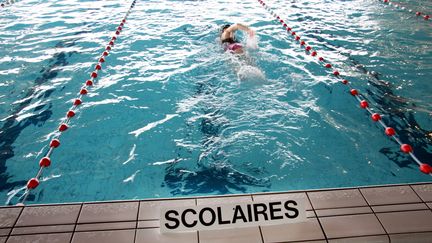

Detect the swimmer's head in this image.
[220,24,231,35]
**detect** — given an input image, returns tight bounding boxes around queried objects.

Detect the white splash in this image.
[129,114,178,137]
[123,144,137,165]
[123,170,141,183]
[40,174,61,182]
[237,65,266,81]
[152,158,182,166]
[5,186,27,205]
[246,35,259,50]
[179,169,197,175]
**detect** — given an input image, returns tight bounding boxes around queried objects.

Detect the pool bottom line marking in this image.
[19,0,138,205]
[256,0,431,175]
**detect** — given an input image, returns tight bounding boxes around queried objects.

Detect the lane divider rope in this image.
[256,0,432,175]
[1,0,18,8]
[381,0,431,22]
[18,0,137,205]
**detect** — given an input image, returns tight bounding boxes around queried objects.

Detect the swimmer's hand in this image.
[248,30,255,37]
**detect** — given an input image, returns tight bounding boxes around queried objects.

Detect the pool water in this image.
[0,0,431,205]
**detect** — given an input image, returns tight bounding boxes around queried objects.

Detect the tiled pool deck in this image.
[0,182,431,243]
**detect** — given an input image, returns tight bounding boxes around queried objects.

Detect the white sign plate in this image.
[160,199,307,233]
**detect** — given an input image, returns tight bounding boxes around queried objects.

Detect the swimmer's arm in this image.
[227,23,255,36]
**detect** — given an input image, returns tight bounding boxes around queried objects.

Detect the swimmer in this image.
[220,23,255,54]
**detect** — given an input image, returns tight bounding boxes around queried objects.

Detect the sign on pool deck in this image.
[160,199,306,233]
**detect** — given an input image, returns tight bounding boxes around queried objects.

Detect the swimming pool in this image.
[0,0,431,205]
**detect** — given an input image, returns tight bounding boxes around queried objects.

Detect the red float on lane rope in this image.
[350,89,359,96]
[27,178,39,189]
[325,63,332,68]
[80,88,88,95]
[74,98,82,106]
[385,127,396,136]
[59,124,69,132]
[360,100,369,109]
[39,157,51,167]
[401,144,413,153]
[371,113,381,121]
[50,139,60,148]
[86,80,93,86]
[420,164,432,174]
[67,110,75,118]
[91,72,98,78]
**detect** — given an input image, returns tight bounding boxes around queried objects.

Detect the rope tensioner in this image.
[18,0,138,204]
[256,0,432,175]
[381,0,431,22]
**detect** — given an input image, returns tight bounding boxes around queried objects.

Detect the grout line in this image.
[5,206,24,242]
[72,228,137,234]
[327,231,432,241]
[317,208,431,218]
[326,233,389,241]
[358,189,390,242]
[135,226,159,229]
[373,209,431,214]
[268,237,329,242]
[69,203,83,243]
[10,220,142,230]
[388,231,432,236]
[135,219,159,222]
[279,239,330,243]
[409,185,428,203]
[5,228,141,237]
[195,198,200,243]
[251,195,265,243]
[317,212,374,218]
[134,201,140,243]
[306,192,328,242]
[313,201,425,211]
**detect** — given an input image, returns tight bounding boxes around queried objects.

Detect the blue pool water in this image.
[0,0,431,204]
